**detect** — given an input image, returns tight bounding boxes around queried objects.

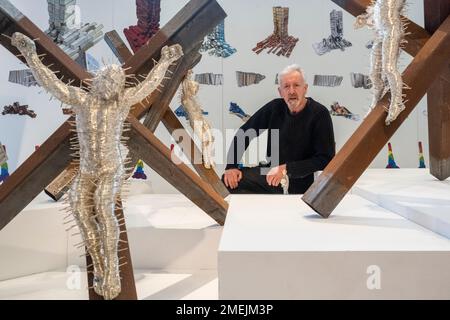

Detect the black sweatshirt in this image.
[225,97,336,193]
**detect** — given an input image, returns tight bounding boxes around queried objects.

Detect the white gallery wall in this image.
[0,0,429,193]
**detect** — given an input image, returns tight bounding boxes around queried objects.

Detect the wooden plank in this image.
[331,0,431,57]
[104,30,133,64]
[424,0,450,181]
[302,15,450,218]
[126,116,228,225]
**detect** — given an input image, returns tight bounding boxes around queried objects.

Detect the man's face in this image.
[278,71,308,111]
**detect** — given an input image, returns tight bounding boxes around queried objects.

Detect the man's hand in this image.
[223,169,242,189]
[266,164,287,187]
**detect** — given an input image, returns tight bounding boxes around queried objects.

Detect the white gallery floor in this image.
[0,169,449,299]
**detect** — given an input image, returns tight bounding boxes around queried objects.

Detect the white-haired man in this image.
[223,64,335,194]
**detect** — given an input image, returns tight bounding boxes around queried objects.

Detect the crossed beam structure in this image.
[0,0,228,299]
[303,0,450,217]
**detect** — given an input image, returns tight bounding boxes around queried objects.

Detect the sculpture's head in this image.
[91,64,126,101]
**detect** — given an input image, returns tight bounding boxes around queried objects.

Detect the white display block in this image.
[354,169,450,239]
[0,188,222,278]
[116,194,221,270]
[218,194,450,299]
[0,192,68,281]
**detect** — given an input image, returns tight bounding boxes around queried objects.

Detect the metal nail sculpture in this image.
[229,102,250,122]
[201,20,236,58]
[355,0,408,125]
[386,142,400,168]
[194,73,223,86]
[253,6,299,58]
[124,0,161,53]
[11,32,183,299]
[0,144,9,184]
[418,141,426,168]
[313,9,352,55]
[180,70,214,169]
[132,159,147,179]
[329,102,360,121]
[236,71,266,87]
[1,102,37,118]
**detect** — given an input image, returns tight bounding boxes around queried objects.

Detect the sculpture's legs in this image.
[94,172,122,300]
[369,36,384,113]
[382,21,405,125]
[69,174,104,296]
[202,121,214,169]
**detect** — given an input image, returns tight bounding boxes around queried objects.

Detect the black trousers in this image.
[222,166,313,195]
[222,166,283,194]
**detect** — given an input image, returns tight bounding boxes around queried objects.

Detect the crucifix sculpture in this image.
[0,0,228,300]
[303,0,450,217]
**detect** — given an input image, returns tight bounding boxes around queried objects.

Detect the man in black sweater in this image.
[223,64,335,194]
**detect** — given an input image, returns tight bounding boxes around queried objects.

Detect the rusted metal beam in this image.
[127,116,228,225]
[302,15,450,218]
[424,0,450,181]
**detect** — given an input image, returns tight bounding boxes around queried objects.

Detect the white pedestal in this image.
[0,192,68,281]
[354,169,450,239]
[218,194,450,299]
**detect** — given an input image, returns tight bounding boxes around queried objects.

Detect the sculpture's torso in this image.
[74,95,129,176]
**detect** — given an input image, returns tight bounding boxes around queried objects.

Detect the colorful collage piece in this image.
[201,20,237,58]
[124,0,161,53]
[386,142,400,169]
[329,102,360,121]
[253,6,299,58]
[0,144,9,184]
[132,159,148,180]
[229,102,251,122]
[175,105,208,121]
[2,102,36,118]
[418,141,426,168]
[313,9,352,55]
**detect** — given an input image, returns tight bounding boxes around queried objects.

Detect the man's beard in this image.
[287,97,300,109]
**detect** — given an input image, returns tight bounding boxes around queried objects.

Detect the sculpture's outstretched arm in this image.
[123,44,183,107]
[11,32,87,106]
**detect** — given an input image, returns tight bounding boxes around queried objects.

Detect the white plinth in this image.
[1,185,221,281]
[218,194,450,299]
[354,169,450,239]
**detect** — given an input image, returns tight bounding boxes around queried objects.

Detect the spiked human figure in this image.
[180,70,214,169]
[355,0,408,125]
[418,141,426,169]
[11,32,183,299]
[386,142,400,168]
